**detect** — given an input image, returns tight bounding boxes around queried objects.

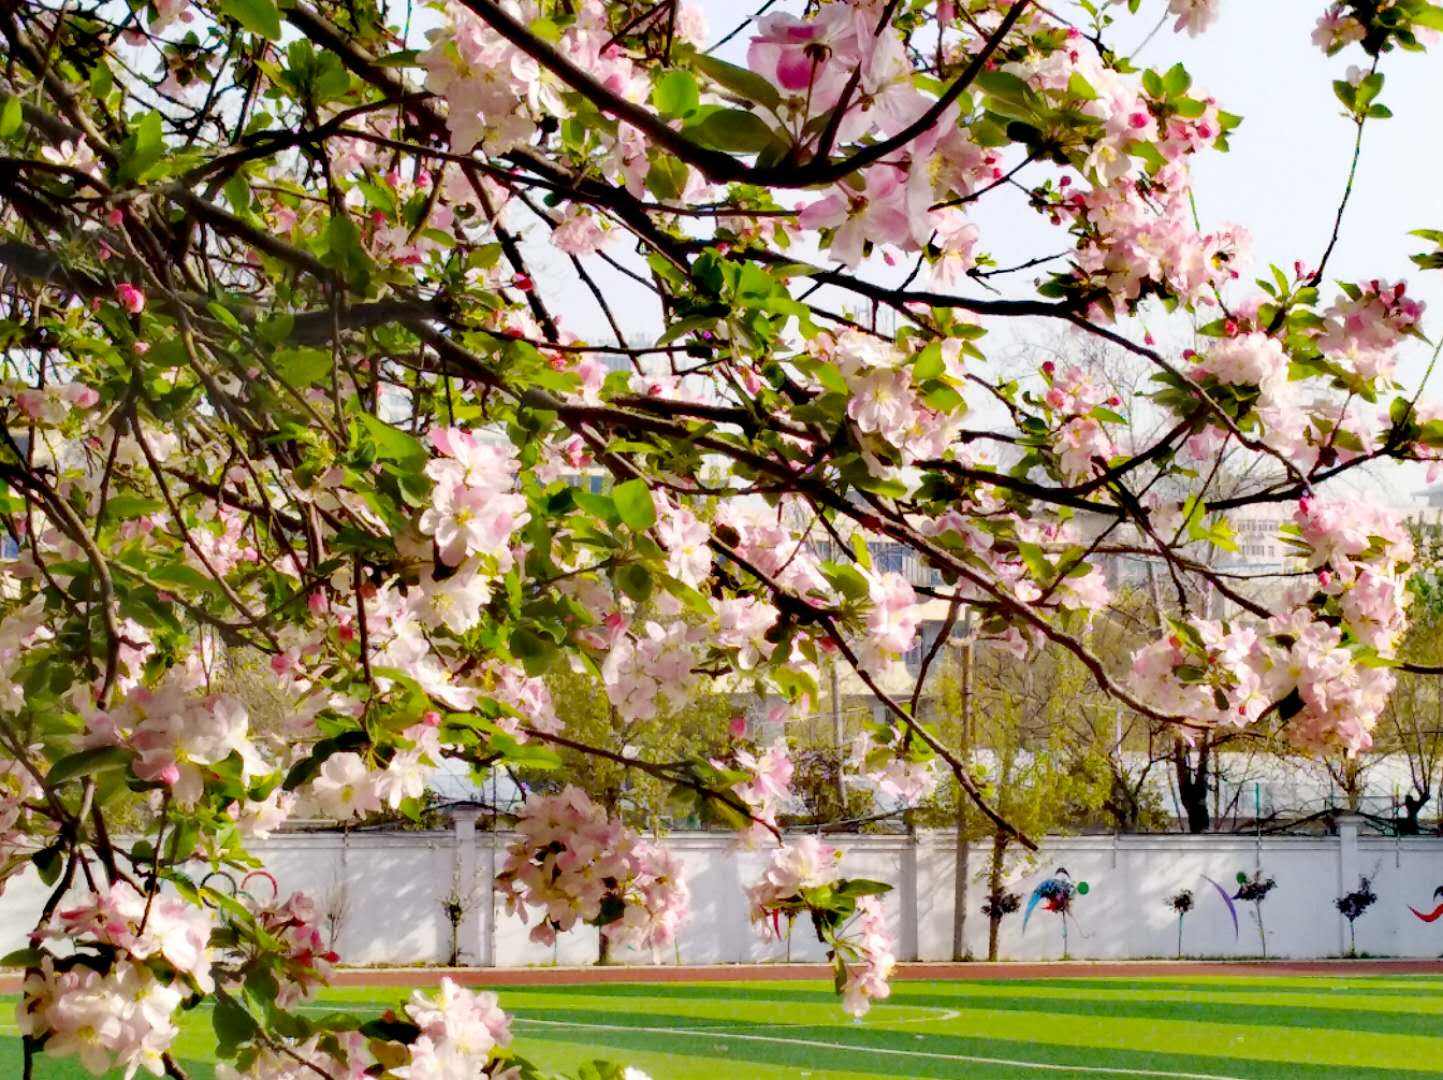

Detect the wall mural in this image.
[1335,877,1378,955]
[1166,889,1194,959]
[1409,887,1443,924]
[1023,867,1089,959]
[1233,870,1278,958]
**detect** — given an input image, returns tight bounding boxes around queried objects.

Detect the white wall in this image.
[3,820,1442,965]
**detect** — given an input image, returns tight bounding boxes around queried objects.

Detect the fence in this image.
[2,817,1440,966]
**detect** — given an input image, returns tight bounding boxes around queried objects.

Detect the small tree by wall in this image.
[1235,871,1277,958]
[1168,889,1195,959]
[1335,877,1378,956]
[440,864,485,967]
[926,645,1109,961]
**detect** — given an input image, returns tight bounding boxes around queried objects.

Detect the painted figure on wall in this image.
[1409,886,1443,924]
[1023,868,1090,959]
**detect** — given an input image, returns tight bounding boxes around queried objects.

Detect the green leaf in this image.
[220,0,281,40]
[213,996,260,1057]
[1066,72,1098,101]
[616,563,653,602]
[612,479,656,530]
[659,574,713,616]
[1413,4,1443,31]
[692,54,781,110]
[374,49,420,67]
[274,346,332,388]
[835,878,893,899]
[0,95,21,138]
[691,109,777,153]
[977,70,1032,104]
[256,314,295,345]
[90,61,114,100]
[645,155,689,201]
[118,111,164,183]
[322,214,372,290]
[148,560,227,597]
[1161,63,1192,97]
[357,414,427,470]
[100,493,165,523]
[510,626,556,676]
[46,746,133,786]
[32,845,62,887]
[652,70,700,119]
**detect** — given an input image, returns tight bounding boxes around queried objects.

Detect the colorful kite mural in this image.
[1202,875,1240,939]
[1022,867,1088,933]
[1409,887,1443,923]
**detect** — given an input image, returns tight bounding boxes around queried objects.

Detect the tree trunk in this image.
[951,638,973,961]
[830,662,846,812]
[1105,769,1141,833]
[1401,789,1429,836]
[986,833,1009,962]
[1174,735,1211,834]
[597,933,611,966]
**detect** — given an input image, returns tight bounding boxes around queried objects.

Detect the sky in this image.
[513,1,1443,497]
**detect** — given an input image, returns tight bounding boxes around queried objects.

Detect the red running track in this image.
[3,958,1441,993]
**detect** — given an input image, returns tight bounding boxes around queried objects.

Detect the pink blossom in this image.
[551,204,611,255]
[1313,6,1367,52]
[496,787,690,951]
[800,165,932,268]
[305,751,382,820]
[1168,0,1220,37]
[840,895,896,1017]
[747,8,855,99]
[19,958,183,1078]
[115,283,146,314]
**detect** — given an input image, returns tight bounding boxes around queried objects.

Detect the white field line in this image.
[509,1015,1257,1079]
[0,1003,1251,1077]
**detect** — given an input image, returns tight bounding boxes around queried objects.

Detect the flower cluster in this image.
[419,427,529,570]
[44,880,217,991]
[396,978,514,1079]
[745,835,846,937]
[745,838,896,1016]
[1168,0,1221,36]
[1051,165,1248,315]
[215,1032,375,1080]
[727,737,795,841]
[18,958,183,1079]
[1132,499,1414,754]
[838,895,897,1018]
[601,619,701,722]
[1313,6,1368,52]
[244,891,337,1007]
[1040,362,1122,482]
[829,331,968,466]
[496,787,690,951]
[1,378,99,426]
[82,671,261,808]
[0,754,44,894]
[849,726,940,806]
[1316,279,1425,383]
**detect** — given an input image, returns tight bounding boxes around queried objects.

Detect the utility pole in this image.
[951,612,975,962]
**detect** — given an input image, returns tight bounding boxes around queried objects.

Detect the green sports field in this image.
[5,974,1443,1078]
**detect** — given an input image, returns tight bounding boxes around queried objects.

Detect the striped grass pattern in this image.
[5,974,1443,1078]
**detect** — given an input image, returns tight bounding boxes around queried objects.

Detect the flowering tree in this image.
[2,0,1443,1074]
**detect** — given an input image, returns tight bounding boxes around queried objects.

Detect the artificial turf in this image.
[4,974,1443,1078]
